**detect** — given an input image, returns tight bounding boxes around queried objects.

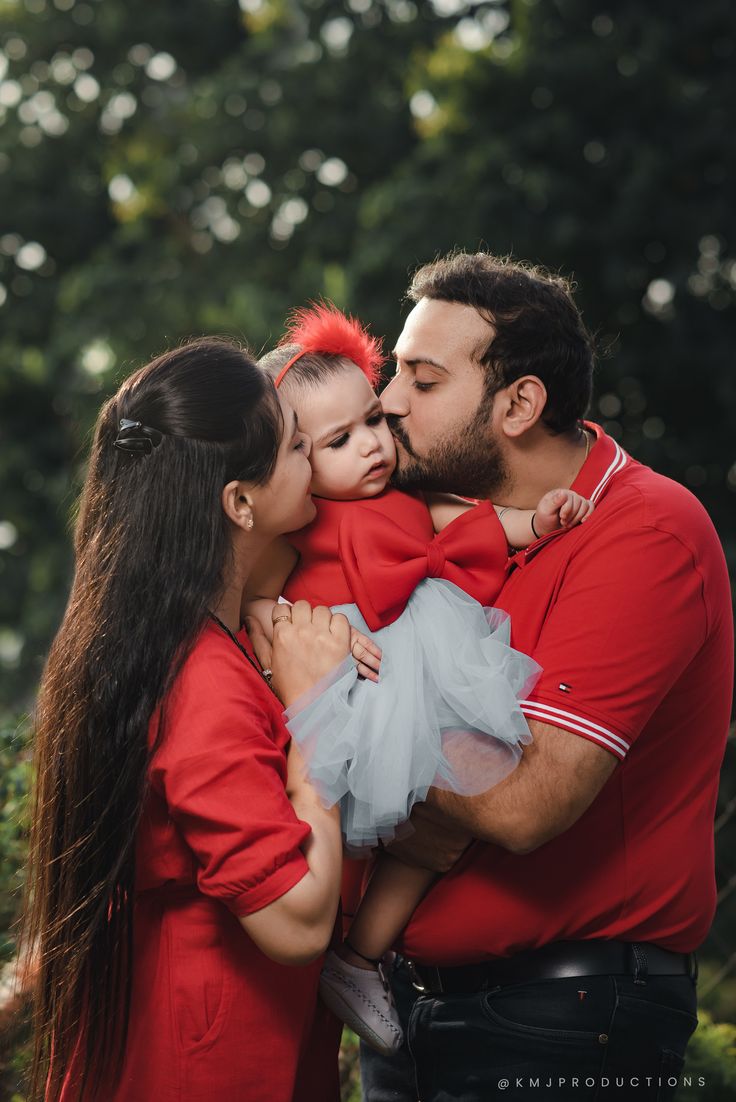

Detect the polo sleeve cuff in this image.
[520,698,631,760]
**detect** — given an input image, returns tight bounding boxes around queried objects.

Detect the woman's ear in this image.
[500,375,548,438]
[222,481,255,531]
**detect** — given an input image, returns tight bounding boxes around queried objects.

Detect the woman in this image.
[23,338,351,1102]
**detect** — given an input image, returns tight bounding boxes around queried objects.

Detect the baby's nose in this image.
[359,427,379,450]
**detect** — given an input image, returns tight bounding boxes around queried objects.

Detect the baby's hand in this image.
[534,488,594,537]
[350,627,382,683]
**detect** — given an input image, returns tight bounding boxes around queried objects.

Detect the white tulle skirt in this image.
[284,578,541,851]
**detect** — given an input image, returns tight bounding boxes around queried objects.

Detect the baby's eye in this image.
[329,433,349,449]
[366,412,385,426]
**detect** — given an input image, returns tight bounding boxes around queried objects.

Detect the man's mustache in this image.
[385,414,418,458]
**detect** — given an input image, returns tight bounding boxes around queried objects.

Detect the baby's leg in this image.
[319,853,435,1053]
[343,852,435,966]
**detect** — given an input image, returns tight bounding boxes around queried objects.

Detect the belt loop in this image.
[631,942,648,986]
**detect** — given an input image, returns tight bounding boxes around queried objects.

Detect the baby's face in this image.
[293,363,397,500]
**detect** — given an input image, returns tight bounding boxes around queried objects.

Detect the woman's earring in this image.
[246,516,254,531]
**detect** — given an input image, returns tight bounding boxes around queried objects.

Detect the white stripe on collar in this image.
[590,440,629,504]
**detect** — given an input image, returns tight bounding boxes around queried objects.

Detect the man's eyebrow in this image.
[390,350,449,374]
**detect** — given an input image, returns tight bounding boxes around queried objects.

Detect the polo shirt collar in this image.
[572,421,631,506]
[506,421,631,570]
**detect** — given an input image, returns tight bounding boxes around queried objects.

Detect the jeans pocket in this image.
[480,977,614,1044]
[598,983,698,1098]
[415,988,608,1101]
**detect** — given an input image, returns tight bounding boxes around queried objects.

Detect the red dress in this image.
[284,487,513,943]
[61,621,340,1102]
[284,488,508,628]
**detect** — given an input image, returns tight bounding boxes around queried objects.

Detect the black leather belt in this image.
[404,940,698,996]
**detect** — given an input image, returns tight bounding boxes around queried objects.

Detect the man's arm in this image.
[386,719,617,870]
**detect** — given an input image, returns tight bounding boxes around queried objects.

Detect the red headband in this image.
[274,302,384,388]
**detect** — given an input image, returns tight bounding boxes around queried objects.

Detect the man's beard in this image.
[387,399,509,500]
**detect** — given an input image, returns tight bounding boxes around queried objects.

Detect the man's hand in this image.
[384,801,473,873]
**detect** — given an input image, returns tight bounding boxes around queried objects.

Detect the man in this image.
[360,252,733,1101]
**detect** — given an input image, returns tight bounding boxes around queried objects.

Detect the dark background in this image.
[1,0,734,1096]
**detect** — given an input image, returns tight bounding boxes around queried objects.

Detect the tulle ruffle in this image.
[285,579,541,849]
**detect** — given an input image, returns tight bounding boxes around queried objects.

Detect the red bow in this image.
[338,501,508,632]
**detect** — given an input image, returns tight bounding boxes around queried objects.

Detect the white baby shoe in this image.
[319,949,404,1055]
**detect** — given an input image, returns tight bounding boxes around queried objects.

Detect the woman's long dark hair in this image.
[22,338,283,1101]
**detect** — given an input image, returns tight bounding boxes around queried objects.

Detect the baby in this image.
[246,304,593,1053]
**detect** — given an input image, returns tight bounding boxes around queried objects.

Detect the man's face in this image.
[381,298,509,499]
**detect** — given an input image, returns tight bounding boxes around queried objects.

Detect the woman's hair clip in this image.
[113,418,164,455]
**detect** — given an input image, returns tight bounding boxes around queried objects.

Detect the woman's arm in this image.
[245,540,382,683]
[237,603,351,964]
[239,742,343,965]
[241,536,300,641]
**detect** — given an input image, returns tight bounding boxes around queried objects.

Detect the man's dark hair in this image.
[408,252,595,434]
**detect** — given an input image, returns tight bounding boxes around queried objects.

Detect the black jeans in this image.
[360,955,698,1101]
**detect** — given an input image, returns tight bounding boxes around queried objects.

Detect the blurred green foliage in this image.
[0,719,29,964]
[681,1013,736,1100]
[1,0,734,713]
[0,0,735,1096]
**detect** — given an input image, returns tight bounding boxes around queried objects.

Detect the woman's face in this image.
[250,393,316,536]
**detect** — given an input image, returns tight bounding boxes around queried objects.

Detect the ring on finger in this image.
[273,614,292,625]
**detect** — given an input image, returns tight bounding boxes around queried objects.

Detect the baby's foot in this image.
[319,949,404,1055]
[534,488,594,538]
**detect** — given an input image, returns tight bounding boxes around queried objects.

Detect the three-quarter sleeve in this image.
[151,639,310,916]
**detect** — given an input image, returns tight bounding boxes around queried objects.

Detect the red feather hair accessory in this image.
[274,302,384,388]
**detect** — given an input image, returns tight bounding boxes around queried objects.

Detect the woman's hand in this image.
[270,601,351,708]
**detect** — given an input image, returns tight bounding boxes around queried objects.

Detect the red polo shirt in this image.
[399,422,733,964]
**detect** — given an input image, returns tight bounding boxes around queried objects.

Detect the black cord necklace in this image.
[208,612,275,692]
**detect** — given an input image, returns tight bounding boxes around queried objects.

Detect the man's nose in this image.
[380,374,409,416]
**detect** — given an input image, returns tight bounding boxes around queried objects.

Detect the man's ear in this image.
[500,375,548,438]
[222,481,255,531]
